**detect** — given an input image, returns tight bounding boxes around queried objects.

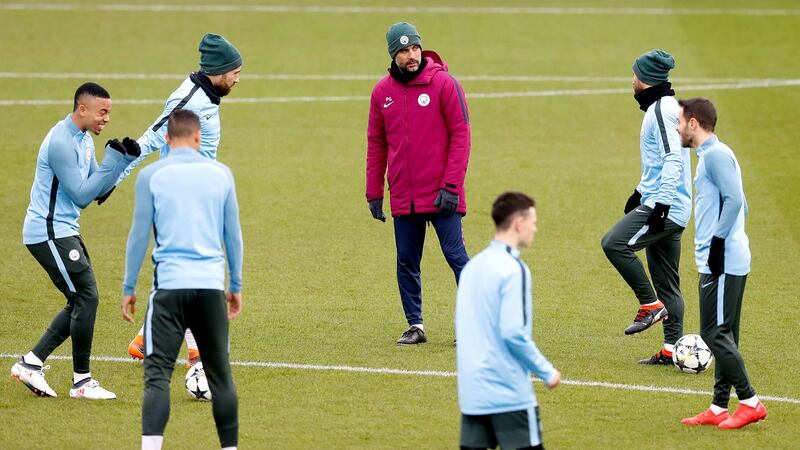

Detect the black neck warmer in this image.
[634,82,675,111]
[190,71,222,105]
[389,57,428,84]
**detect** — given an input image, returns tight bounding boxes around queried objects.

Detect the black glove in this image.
[122,137,141,157]
[624,189,642,214]
[708,236,725,277]
[95,186,116,206]
[368,199,385,222]
[106,139,125,155]
[645,202,670,233]
[434,189,459,216]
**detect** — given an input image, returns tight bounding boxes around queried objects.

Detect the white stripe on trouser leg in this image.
[716,274,726,326]
[145,291,156,356]
[47,240,76,293]
[528,405,541,447]
[627,225,650,246]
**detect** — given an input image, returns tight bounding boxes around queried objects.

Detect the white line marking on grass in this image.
[2,79,799,107]
[0,72,795,84]
[1,4,799,16]
[2,353,799,404]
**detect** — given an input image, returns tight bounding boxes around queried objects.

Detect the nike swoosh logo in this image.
[383,101,394,108]
[701,281,715,288]
[635,208,649,213]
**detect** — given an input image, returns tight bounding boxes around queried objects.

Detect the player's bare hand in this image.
[121,294,137,323]
[226,291,242,320]
[545,370,561,390]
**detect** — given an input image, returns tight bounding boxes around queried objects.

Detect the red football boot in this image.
[718,402,768,429]
[681,408,729,426]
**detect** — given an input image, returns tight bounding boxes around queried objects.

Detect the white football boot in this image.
[69,378,116,400]
[10,360,57,397]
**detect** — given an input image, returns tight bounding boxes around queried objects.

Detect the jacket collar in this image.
[169,146,202,156]
[695,134,719,157]
[490,239,520,258]
[65,114,85,138]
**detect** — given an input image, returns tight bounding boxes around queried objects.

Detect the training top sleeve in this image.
[115,94,182,185]
[122,169,155,295]
[705,149,745,239]
[498,267,558,384]
[49,139,133,209]
[222,166,244,293]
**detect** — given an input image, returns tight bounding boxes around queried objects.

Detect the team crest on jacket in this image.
[417,93,430,107]
[85,146,92,162]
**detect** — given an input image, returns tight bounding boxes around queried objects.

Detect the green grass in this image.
[1,1,799,448]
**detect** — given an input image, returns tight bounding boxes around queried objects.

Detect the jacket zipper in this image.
[403,85,415,214]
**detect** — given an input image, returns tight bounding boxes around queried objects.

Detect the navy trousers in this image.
[393,213,470,325]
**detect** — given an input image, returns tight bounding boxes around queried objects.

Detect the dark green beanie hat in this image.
[386,22,422,59]
[199,33,242,75]
[632,50,675,85]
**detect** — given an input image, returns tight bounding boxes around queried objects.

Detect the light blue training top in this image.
[455,240,558,415]
[23,114,134,244]
[117,76,221,184]
[636,95,693,227]
[122,147,243,294]
[694,135,750,275]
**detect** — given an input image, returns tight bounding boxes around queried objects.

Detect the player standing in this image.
[121,110,243,449]
[677,98,767,429]
[456,192,560,449]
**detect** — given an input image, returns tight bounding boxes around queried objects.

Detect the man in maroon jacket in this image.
[366,22,471,345]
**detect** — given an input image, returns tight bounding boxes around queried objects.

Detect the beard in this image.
[400,59,420,72]
[216,83,232,96]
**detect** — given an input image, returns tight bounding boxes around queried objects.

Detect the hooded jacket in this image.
[366,50,471,216]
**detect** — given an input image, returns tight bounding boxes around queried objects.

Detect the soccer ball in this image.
[672,334,713,374]
[185,362,212,401]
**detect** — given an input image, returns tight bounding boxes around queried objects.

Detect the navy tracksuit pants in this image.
[393,213,470,325]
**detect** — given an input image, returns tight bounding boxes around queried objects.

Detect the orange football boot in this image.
[186,348,201,368]
[681,409,729,426]
[128,334,145,360]
[718,402,768,429]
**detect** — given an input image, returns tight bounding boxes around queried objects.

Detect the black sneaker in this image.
[624,301,668,335]
[396,326,427,345]
[638,349,674,365]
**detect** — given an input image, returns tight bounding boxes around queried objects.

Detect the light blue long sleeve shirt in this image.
[117,76,221,183]
[636,95,693,227]
[23,114,134,244]
[123,147,243,294]
[694,135,750,275]
[455,240,557,415]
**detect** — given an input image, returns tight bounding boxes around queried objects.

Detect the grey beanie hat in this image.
[632,50,675,85]
[199,33,243,75]
[386,22,422,59]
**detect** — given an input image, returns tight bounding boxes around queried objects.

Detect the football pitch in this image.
[1,1,799,448]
